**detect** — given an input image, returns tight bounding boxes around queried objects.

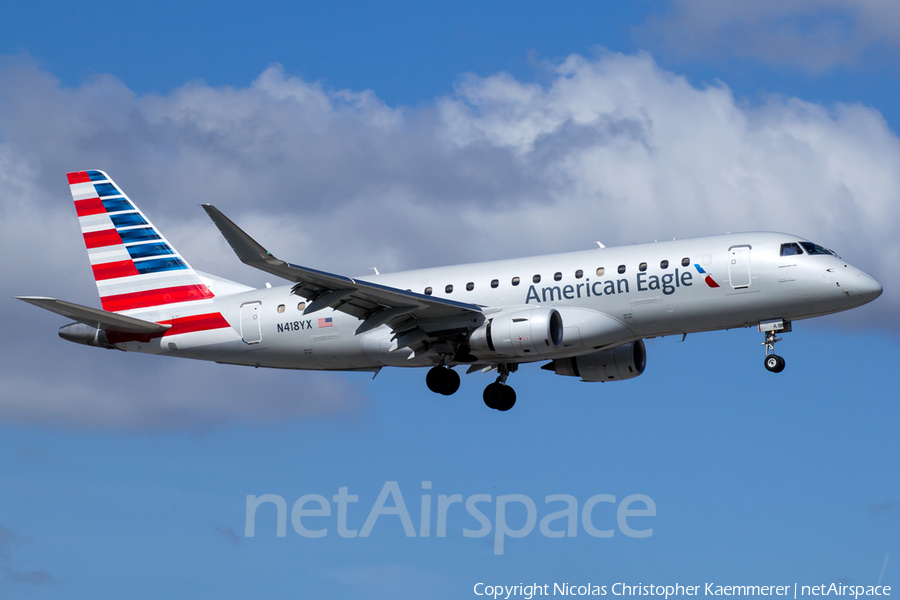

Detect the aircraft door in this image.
[728,245,752,289]
[240,302,263,344]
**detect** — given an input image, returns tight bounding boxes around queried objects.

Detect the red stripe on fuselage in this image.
[74,197,105,217]
[100,285,215,312]
[160,312,231,336]
[105,312,231,344]
[67,171,91,184]
[83,229,123,249]
[705,275,720,288]
[92,260,140,281]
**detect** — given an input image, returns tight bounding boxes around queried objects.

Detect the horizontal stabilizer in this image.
[17,296,171,334]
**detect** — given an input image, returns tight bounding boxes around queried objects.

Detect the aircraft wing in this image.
[201,205,483,337]
[16,296,171,334]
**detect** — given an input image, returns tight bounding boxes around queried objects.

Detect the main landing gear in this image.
[426,365,460,396]
[425,362,518,411]
[760,319,791,373]
[483,364,516,412]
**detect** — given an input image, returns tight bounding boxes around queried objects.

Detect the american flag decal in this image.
[318,317,333,328]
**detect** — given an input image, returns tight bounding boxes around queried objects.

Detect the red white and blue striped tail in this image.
[67,170,225,331]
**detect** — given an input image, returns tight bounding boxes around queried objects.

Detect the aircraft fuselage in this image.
[118,232,880,371]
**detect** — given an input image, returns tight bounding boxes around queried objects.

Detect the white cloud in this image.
[1,51,897,427]
[637,0,900,72]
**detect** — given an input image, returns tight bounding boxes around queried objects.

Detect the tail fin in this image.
[67,170,215,318]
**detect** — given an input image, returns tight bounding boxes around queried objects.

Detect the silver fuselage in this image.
[114,232,882,371]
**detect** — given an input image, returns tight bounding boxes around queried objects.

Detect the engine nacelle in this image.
[542,340,646,382]
[469,307,563,358]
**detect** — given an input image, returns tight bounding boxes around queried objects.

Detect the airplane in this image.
[18,170,883,411]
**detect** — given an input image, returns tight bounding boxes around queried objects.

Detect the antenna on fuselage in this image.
[370,267,380,275]
[595,242,605,249]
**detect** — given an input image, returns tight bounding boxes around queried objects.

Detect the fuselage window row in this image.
[424,258,695,296]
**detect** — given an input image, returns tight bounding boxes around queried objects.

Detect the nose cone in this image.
[854,270,883,304]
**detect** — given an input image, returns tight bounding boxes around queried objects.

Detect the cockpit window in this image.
[799,242,834,256]
[780,243,804,256]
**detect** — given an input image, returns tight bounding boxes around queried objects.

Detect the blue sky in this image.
[1,1,898,598]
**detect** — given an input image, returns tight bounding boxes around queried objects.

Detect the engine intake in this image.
[542,340,646,382]
[470,307,563,358]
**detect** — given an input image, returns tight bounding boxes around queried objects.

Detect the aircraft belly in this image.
[361,330,414,366]
[308,333,348,368]
[626,296,673,336]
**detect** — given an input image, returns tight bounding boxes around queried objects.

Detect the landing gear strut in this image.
[426,365,460,395]
[760,319,790,373]
[483,364,517,411]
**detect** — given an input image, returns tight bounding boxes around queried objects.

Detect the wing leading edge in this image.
[201,205,484,341]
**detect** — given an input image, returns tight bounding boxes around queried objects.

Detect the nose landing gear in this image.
[764,353,785,373]
[760,319,790,373]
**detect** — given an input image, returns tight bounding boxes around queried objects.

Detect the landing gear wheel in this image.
[426,366,461,395]
[764,354,785,373]
[441,368,460,395]
[760,326,788,373]
[426,367,444,394]
[496,386,517,412]
[483,382,516,410]
[483,382,503,409]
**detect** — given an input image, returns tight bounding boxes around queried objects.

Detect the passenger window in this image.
[445,284,453,294]
[575,270,583,279]
[491,279,499,288]
[466,282,474,291]
[297,302,306,311]
[277,304,285,313]
[617,265,626,274]
[533,274,541,284]
[596,267,605,276]
[554,272,562,281]
[639,262,647,272]
[780,243,804,256]
[660,260,668,269]
[681,257,690,267]
[424,287,433,295]
[511,277,520,286]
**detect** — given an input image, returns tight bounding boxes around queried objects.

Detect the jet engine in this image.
[542,340,646,382]
[469,307,563,358]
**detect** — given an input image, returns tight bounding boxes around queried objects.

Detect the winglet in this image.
[201,204,277,263]
[201,204,300,282]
